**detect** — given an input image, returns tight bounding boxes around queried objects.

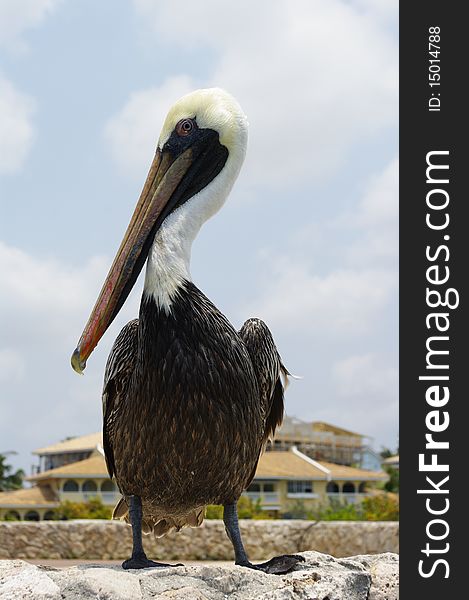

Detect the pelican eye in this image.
[176,118,196,137]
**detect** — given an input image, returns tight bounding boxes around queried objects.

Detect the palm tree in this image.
[0,452,25,492]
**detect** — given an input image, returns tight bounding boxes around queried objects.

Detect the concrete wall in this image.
[0,520,398,561]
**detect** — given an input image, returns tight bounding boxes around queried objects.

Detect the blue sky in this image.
[0,0,398,474]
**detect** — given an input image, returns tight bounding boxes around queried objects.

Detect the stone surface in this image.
[0,552,399,600]
[0,520,398,561]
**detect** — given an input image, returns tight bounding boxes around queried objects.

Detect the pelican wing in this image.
[238,318,287,446]
[102,319,139,478]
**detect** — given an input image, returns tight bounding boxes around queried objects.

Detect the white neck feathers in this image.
[143,141,245,312]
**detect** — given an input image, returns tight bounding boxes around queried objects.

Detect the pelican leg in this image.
[223,503,305,575]
[122,495,182,569]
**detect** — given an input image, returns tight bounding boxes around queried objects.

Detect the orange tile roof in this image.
[0,485,58,507]
[319,461,388,481]
[382,455,399,465]
[28,454,109,481]
[33,432,102,455]
[256,451,327,479]
[27,446,386,483]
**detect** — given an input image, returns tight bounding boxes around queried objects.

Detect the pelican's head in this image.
[159,88,248,161]
[71,88,248,373]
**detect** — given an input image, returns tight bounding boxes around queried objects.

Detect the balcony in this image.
[326,492,368,504]
[244,491,281,508]
[286,492,319,499]
[60,491,121,505]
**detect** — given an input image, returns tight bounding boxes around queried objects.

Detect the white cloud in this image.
[0,348,25,382]
[0,0,62,53]
[241,157,398,336]
[345,157,398,265]
[0,240,141,467]
[333,353,398,398]
[234,157,398,444]
[352,0,398,25]
[124,0,398,186]
[0,240,142,353]
[0,74,35,174]
[356,158,399,227]
[328,352,398,442]
[0,241,108,339]
[104,76,194,177]
[243,260,396,336]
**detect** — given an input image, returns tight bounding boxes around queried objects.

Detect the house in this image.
[382,455,399,470]
[360,447,384,472]
[246,447,387,515]
[31,432,103,474]
[0,432,388,521]
[269,417,372,466]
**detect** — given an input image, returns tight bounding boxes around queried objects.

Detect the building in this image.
[246,447,387,516]
[360,447,384,472]
[31,432,104,474]
[269,416,372,466]
[0,432,387,521]
[382,455,399,470]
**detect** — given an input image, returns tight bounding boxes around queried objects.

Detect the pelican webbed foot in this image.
[122,551,183,570]
[223,502,305,576]
[123,495,184,570]
[237,554,305,575]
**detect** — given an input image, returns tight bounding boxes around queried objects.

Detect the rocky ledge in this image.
[0,552,398,600]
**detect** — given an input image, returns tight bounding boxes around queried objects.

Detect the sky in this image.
[0,0,398,475]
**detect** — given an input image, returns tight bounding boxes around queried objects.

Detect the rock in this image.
[0,552,398,600]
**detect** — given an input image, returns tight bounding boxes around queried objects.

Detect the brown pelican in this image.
[71,88,302,574]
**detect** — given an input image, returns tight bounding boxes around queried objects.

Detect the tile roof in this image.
[28,455,109,481]
[33,432,102,455]
[26,448,387,483]
[256,451,327,479]
[0,485,58,506]
[319,461,388,481]
[382,455,399,465]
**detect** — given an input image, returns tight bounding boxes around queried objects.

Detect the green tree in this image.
[361,493,399,521]
[205,504,223,519]
[205,496,266,519]
[0,453,24,492]
[314,493,399,521]
[383,466,399,493]
[380,443,399,460]
[54,497,112,520]
[313,499,362,521]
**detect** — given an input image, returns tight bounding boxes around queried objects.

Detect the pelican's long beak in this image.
[71,146,193,374]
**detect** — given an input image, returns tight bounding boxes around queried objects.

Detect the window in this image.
[63,479,79,492]
[326,481,339,493]
[101,479,115,492]
[24,511,40,521]
[263,483,275,492]
[4,511,21,521]
[358,482,367,493]
[82,480,98,492]
[287,480,314,494]
[343,482,356,493]
[247,483,260,492]
[43,511,55,520]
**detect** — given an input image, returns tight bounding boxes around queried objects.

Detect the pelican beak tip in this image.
[71,348,86,375]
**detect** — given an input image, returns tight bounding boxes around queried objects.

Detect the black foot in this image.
[238,554,305,575]
[122,553,183,570]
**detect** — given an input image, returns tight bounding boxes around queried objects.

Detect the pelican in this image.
[71,88,302,574]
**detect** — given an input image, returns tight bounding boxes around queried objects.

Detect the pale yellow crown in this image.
[158,88,248,153]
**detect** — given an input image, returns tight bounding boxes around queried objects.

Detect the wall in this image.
[0,520,398,561]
